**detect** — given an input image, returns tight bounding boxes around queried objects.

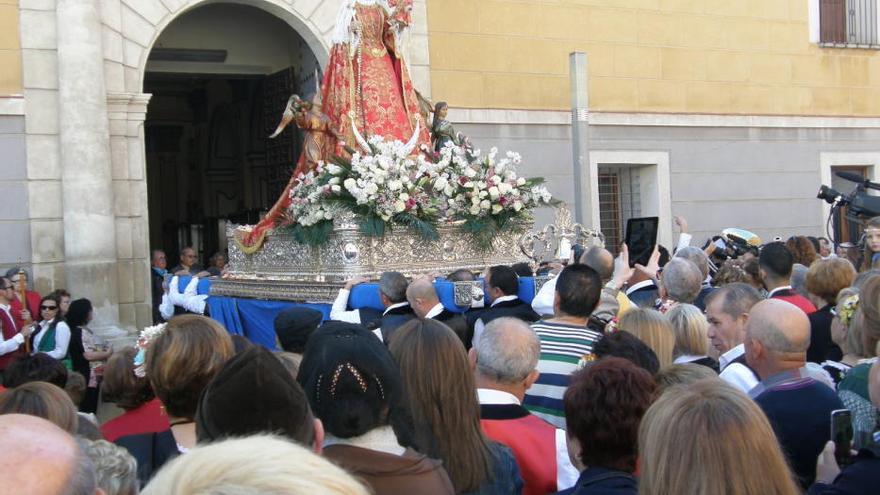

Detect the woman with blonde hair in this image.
[142,435,370,495]
[666,304,718,372]
[639,381,800,495]
[618,308,675,368]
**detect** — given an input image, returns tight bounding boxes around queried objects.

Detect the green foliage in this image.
[393,212,439,241]
[358,214,386,238]
[290,220,334,247]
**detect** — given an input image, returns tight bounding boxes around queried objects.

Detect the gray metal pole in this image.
[569,52,592,229]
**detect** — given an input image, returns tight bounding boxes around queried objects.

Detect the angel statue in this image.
[269,94,344,176]
[238,0,430,250]
[431,101,471,153]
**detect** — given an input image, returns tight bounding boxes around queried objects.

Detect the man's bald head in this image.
[406,277,440,318]
[580,247,614,281]
[745,299,810,378]
[0,414,97,495]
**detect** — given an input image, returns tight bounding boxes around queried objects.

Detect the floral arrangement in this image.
[836,293,859,328]
[285,137,556,248]
[133,322,167,378]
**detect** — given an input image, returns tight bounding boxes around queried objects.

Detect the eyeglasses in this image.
[40,305,58,311]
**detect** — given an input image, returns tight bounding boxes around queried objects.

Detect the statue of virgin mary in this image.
[238,0,430,250]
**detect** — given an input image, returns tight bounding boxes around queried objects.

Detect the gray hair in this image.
[581,247,614,281]
[791,264,809,298]
[660,258,703,304]
[674,246,709,280]
[474,317,540,384]
[83,439,138,495]
[65,438,99,495]
[378,271,408,303]
[704,282,762,319]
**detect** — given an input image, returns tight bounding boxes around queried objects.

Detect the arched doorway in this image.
[143,2,320,269]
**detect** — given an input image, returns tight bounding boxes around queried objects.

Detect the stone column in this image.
[107,92,153,332]
[56,0,122,333]
[569,52,595,230]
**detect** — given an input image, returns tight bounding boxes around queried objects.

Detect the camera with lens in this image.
[817,172,880,222]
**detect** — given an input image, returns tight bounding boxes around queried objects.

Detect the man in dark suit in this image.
[469,265,539,346]
[330,272,415,341]
[406,277,468,345]
[759,242,816,314]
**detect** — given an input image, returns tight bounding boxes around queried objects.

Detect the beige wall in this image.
[427,0,880,116]
[0,0,21,95]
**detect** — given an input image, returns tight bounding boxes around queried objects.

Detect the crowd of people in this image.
[1,219,880,495]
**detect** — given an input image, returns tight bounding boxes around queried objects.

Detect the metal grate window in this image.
[598,166,643,255]
[820,0,878,46]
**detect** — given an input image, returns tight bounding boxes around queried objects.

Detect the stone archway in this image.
[18,0,430,336]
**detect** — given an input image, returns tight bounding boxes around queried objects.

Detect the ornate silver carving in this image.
[218,213,533,303]
[519,204,605,263]
[453,281,481,307]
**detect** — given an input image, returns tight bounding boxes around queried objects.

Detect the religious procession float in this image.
[208,0,589,304]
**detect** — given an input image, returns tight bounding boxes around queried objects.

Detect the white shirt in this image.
[473,295,520,344]
[673,354,709,365]
[424,302,444,320]
[531,275,558,317]
[625,279,656,296]
[330,288,363,324]
[32,320,71,360]
[677,232,693,251]
[0,303,24,356]
[718,344,759,393]
[476,388,578,491]
[766,285,793,298]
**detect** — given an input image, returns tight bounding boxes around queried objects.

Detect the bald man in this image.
[0,414,100,495]
[745,299,844,489]
[406,277,467,345]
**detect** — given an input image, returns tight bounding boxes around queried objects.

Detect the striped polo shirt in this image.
[523,320,603,429]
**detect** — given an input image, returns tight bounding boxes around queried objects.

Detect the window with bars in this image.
[820,0,879,46]
[598,166,642,255]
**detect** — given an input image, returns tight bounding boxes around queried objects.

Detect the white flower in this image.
[344,178,357,190]
[480,199,491,210]
[365,183,379,195]
[488,186,500,199]
[513,200,523,211]
[434,177,448,191]
[399,192,410,201]
[492,204,503,214]
[469,205,481,215]
[394,200,406,212]
[497,182,512,194]
[331,185,341,193]
[388,180,402,191]
[464,167,477,178]
[443,184,455,196]
[516,177,526,186]
[328,177,340,185]
[326,164,343,175]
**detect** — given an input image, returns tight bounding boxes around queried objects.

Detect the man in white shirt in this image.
[0,277,34,374]
[704,282,763,392]
[329,272,414,340]
[471,317,578,494]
